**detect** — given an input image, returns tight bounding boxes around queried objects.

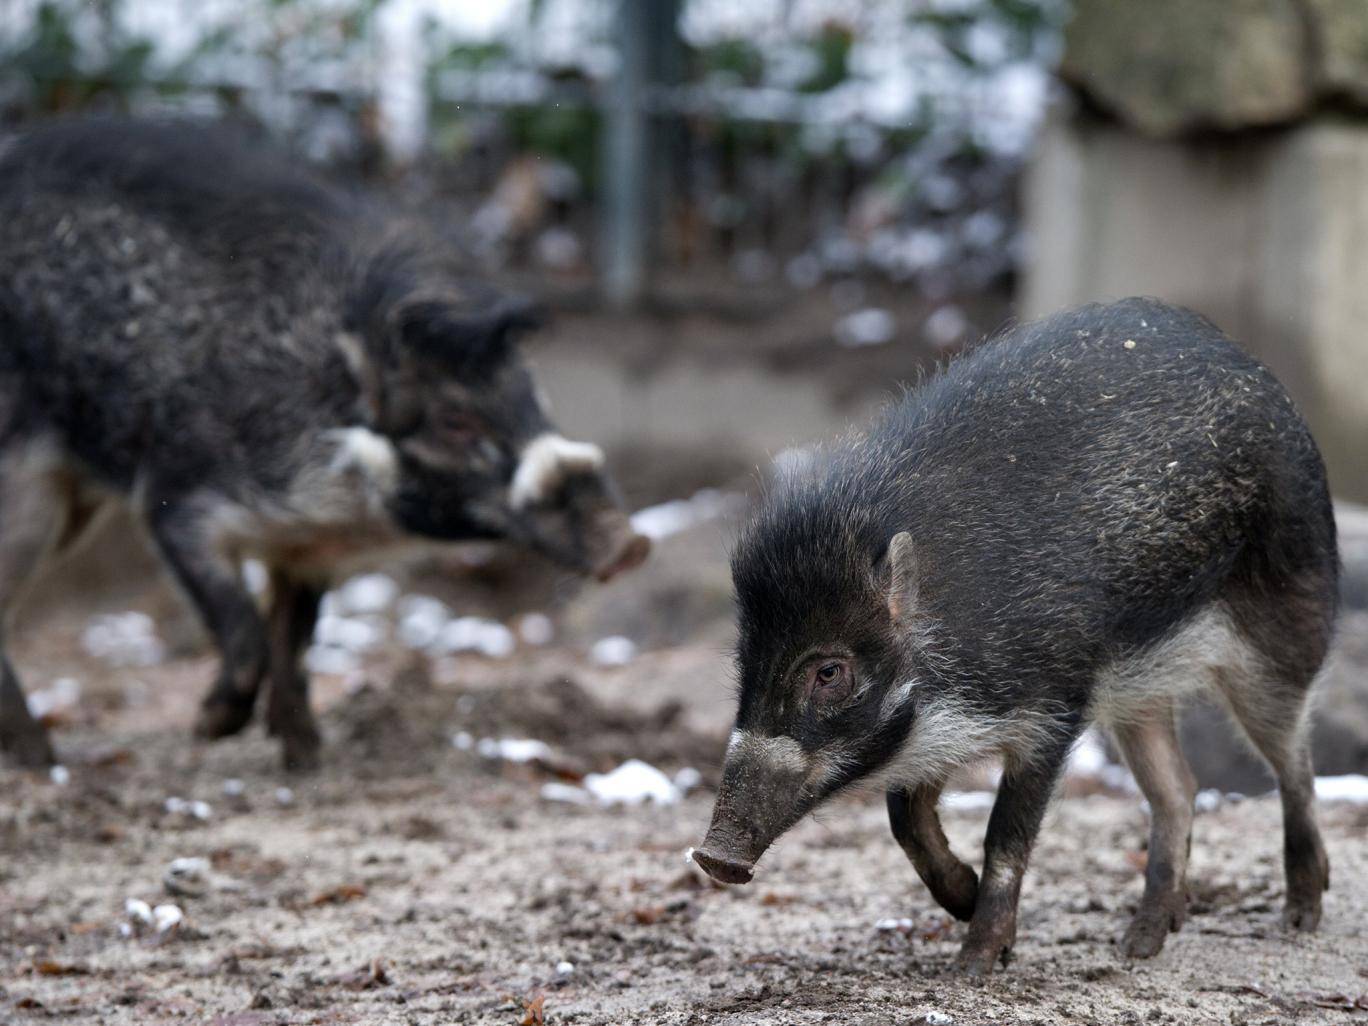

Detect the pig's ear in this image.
[886,531,919,624]
[398,298,543,377]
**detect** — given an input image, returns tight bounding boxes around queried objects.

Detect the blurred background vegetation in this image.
[0,0,1066,315]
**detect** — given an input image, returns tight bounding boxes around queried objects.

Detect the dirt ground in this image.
[4,302,1368,1025]
[3,515,1368,1026]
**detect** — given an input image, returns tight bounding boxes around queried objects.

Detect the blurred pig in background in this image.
[0,119,648,772]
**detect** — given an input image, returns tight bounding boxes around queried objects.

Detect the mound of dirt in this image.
[327,671,727,784]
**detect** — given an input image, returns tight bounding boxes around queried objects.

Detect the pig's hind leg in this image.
[1217,579,1332,933]
[1111,701,1196,959]
[146,499,267,741]
[886,781,979,921]
[264,569,324,772]
[0,437,73,767]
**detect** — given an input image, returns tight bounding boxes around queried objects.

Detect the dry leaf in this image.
[759,892,795,907]
[309,883,368,906]
[520,993,546,1025]
[340,958,389,990]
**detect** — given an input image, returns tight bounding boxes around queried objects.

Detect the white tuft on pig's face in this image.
[327,427,400,493]
[509,432,605,510]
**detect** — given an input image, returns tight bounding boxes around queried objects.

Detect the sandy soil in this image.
[3,299,1367,1025]
[3,535,1367,1026]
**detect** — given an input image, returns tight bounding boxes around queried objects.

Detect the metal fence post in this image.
[600,0,680,309]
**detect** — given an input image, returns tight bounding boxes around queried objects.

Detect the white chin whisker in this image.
[509,433,604,509]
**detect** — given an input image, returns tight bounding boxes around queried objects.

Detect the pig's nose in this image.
[594,532,651,582]
[691,846,755,885]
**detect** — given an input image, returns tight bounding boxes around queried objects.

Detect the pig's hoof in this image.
[194,697,254,740]
[1282,898,1322,933]
[952,939,1011,977]
[280,730,322,774]
[0,725,56,769]
[1120,892,1185,959]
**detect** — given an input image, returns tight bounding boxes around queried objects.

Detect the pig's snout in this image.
[692,733,814,885]
[691,846,754,885]
[593,530,651,582]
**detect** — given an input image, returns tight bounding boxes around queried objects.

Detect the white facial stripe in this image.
[728,730,808,775]
[727,729,745,755]
[878,678,919,723]
[509,432,605,510]
[328,427,399,491]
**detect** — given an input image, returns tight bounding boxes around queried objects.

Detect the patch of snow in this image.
[583,759,682,806]
[543,760,684,807]
[335,573,399,615]
[451,731,474,751]
[1314,774,1368,803]
[305,644,360,676]
[922,305,969,348]
[436,617,517,659]
[125,898,153,925]
[1067,730,1136,792]
[1194,788,1223,814]
[591,635,637,667]
[555,960,575,976]
[835,307,896,348]
[152,903,183,933]
[164,857,211,897]
[274,787,295,807]
[164,797,212,821]
[673,766,703,793]
[478,737,554,763]
[630,488,745,541]
[222,778,245,798]
[314,613,384,652]
[49,765,70,786]
[396,595,449,649]
[81,612,165,667]
[941,790,995,810]
[1068,731,1108,775]
[518,612,555,647]
[27,676,81,720]
[875,917,915,932]
[540,781,592,805]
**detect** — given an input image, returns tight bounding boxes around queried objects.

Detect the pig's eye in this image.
[806,659,853,704]
[433,410,483,443]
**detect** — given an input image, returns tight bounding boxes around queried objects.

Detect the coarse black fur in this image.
[0,118,645,772]
[700,297,1337,972]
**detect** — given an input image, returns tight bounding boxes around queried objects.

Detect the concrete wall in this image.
[1023,115,1368,502]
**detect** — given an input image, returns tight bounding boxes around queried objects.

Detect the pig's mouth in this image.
[592,531,651,582]
[691,846,756,885]
[690,740,817,885]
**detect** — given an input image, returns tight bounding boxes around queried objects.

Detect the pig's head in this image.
[339,274,648,581]
[693,492,931,885]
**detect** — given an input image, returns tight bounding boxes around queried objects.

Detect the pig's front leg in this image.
[147,500,267,740]
[264,570,324,772]
[886,782,979,921]
[955,728,1078,975]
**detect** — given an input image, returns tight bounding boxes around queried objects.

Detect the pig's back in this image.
[0,121,363,485]
[866,297,1335,703]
